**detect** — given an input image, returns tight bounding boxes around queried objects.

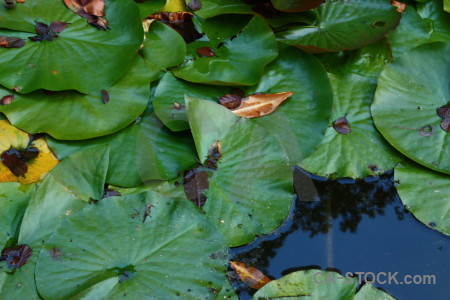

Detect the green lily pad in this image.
[172,15,278,86]
[387,6,431,59]
[141,21,187,70]
[186,97,293,247]
[276,0,401,53]
[445,0,450,13]
[137,0,166,19]
[271,0,324,12]
[154,46,333,163]
[48,109,198,187]
[0,183,35,248]
[395,162,450,236]
[0,0,143,93]
[300,40,403,179]
[371,42,450,174]
[0,146,108,299]
[35,192,235,299]
[186,0,253,19]
[252,270,357,300]
[417,0,450,42]
[0,56,151,140]
[354,283,396,300]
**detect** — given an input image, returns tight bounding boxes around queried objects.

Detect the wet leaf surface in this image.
[229,261,271,289]
[230,92,292,119]
[0,244,32,271]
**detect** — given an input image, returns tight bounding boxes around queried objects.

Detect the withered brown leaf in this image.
[63,0,109,30]
[230,92,293,118]
[333,116,351,135]
[0,36,25,48]
[197,46,215,57]
[183,167,209,208]
[229,261,271,290]
[0,244,33,271]
[1,95,14,105]
[146,12,203,43]
[436,104,450,119]
[219,94,242,109]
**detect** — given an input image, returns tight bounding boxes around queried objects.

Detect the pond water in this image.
[230,167,450,300]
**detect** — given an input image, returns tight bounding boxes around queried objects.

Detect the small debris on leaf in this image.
[229,261,271,289]
[230,92,292,118]
[101,89,109,104]
[146,12,203,43]
[436,104,450,119]
[333,116,351,135]
[49,247,63,261]
[219,94,242,109]
[3,0,16,9]
[1,147,28,176]
[103,188,121,198]
[197,46,215,57]
[1,95,14,105]
[187,0,202,11]
[391,0,406,13]
[63,0,109,30]
[440,118,450,132]
[183,167,209,208]
[0,244,33,271]
[204,141,222,170]
[418,125,434,136]
[29,21,67,42]
[0,36,25,48]
[50,21,69,33]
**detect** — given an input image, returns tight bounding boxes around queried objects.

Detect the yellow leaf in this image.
[0,120,58,184]
[231,92,293,119]
[229,261,271,290]
[162,0,186,12]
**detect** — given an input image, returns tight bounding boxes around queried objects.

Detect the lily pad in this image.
[417,0,450,42]
[186,0,253,19]
[0,56,151,140]
[354,283,396,300]
[48,109,198,187]
[35,192,235,299]
[0,0,143,93]
[136,0,166,19]
[186,97,293,247]
[387,6,431,58]
[141,21,187,70]
[172,15,278,86]
[252,270,357,299]
[276,0,401,53]
[0,146,108,299]
[371,42,450,174]
[395,162,450,236]
[300,40,403,179]
[271,0,324,12]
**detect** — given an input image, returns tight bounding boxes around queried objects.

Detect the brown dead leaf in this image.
[333,116,351,135]
[219,94,242,109]
[440,118,450,132]
[63,0,108,30]
[391,0,406,13]
[229,261,271,290]
[197,46,215,57]
[0,36,25,48]
[436,104,450,119]
[146,12,202,43]
[230,92,292,118]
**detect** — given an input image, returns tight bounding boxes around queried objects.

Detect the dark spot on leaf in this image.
[142,203,154,223]
[248,214,253,219]
[103,188,121,198]
[3,0,16,9]
[119,271,133,283]
[1,95,14,105]
[21,147,39,160]
[333,116,351,135]
[440,118,450,132]
[173,102,186,110]
[206,141,222,168]
[0,36,25,48]
[372,21,386,28]
[368,164,378,172]
[146,12,203,43]
[417,106,422,110]
[436,104,450,119]
[419,125,434,136]
[187,0,202,11]
[49,247,63,261]
[428,222,436,228]
[50,21,69,33]
[197,46,215,57]
[101,89,109,104]
[0,244,32,271]
[183,167,209,208]
[1,147,28,176]
[219,94,242,109]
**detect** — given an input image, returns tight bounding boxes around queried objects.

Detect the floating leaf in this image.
[395,162,450,236]
[372,42,450,174]
[417,0,450,42]
[173,15,278,86]
[229,261,271,289]
[34,193,235,299]
[186,97,293,246]
[0,120,58,184]
[0,56,151,140]
[0,0,143,93]
[230,92,292,119]
[276,0,401,53]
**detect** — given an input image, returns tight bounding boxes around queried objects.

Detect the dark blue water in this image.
[230,167,450,300]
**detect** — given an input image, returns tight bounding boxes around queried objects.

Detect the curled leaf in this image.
[333,116,351,135]
[0,36,25,48]
[229,261,271,290]
[219,94,242,109]
[230,92,292,118]
[63,0,109,30]
[146,12,202,43]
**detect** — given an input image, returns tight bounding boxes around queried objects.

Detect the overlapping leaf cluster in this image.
[0,0,449,298]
